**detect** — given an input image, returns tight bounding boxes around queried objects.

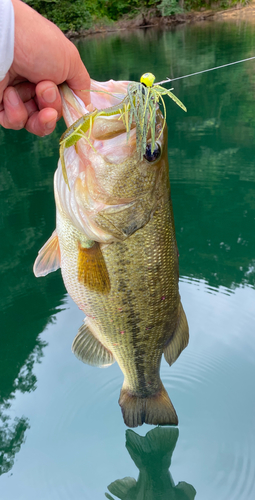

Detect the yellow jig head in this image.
[140,73,156,88]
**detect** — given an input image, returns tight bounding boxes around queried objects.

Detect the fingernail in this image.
[7,89,20,106]
[42,87,57,104]
[44,118,56,134]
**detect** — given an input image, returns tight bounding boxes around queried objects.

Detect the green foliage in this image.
[24,0,161,27]
[24,0,93,32]
[158,0,184,16]
[24,0,251,31]
[24,0,149,28]
[100,0,141,21]
[184,0,248,10]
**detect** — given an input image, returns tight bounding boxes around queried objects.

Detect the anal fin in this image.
[78,241,110,294]
[164,303,189,367]
[72,319,115,367]
[33,230,60,277]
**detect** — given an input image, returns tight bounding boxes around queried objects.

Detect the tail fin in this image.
[119,382,178,428]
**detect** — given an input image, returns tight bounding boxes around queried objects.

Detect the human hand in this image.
[0,0,90,136]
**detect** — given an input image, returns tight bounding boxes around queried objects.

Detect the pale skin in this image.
[0,0,91,136]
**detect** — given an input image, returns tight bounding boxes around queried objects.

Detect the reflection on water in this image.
[0,412,29,476]
[0,19,255,500]
[0,337,45,476]
[106,427,196,500]
[0,281,255,499]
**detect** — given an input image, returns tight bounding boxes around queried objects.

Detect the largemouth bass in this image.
[33,79,189,427]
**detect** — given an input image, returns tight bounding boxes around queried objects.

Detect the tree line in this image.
[23,0,246,33]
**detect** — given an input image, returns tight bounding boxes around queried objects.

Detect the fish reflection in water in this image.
[105,426,196,500]
[34,79,189,428]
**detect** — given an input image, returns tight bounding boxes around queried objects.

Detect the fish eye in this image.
[143,142,161,163]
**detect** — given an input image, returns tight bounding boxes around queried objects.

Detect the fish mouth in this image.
[59,80,164,175]
[56,81,166,244]
[56,82,141,243]
[59,81,140,199]
[60,80,129,128]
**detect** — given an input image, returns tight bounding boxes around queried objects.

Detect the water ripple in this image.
[48,369,122,440]
[162,346,235,395]
[211,436,255,500]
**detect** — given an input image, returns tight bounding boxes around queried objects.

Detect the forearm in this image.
[0,0,14,81]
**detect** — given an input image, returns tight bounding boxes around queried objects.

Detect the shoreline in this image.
[66,2,254,39]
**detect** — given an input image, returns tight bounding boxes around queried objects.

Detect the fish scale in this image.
[57,196,180,399]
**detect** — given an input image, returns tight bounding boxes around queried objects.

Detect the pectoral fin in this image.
[78,241,110,294]
[33,230,61,277]
[72,320,115,367]
[164,303,189,366]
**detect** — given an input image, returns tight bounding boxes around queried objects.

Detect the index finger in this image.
[0,75,9,104]
[0,86,28,130]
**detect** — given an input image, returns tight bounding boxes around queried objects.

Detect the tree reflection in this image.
[0,411,30,476]
[0,125,66,476]
[106,427,196,500]
[0,336,48,476]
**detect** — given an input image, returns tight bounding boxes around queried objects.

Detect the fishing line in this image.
[157,55,255,84]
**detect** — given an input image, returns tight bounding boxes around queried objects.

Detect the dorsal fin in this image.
[78,241,110,294]
[33,230,61,277]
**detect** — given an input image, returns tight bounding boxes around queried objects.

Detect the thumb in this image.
[65,45,91,106]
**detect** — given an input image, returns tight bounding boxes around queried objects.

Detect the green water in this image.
[1,21,255,499]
